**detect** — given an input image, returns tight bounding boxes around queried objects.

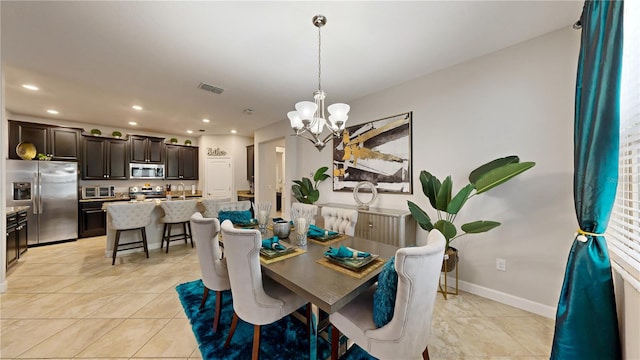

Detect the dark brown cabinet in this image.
[82,136,128,180]
[129,135,164,164]
[165,144,199,180]
[6,210,28,270]
[246,144,255,181]
[78,201,107,238]
[8,120,81,161]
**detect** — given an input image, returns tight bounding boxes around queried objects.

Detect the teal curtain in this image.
[551,1,623,359]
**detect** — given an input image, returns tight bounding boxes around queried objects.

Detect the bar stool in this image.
[107,202,156,265]
[160,199,198,253]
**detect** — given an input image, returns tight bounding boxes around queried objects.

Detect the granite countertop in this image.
[237,190,254,198]
[80,192,203,203]
[6,206,30,216]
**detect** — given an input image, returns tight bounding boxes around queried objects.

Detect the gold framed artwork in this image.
[332,112,412,194]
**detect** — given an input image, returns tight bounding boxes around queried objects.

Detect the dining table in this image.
[258,231,399,359]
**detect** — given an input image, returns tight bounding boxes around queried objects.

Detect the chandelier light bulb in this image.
[287,111,303,130]
[295,101,317,121]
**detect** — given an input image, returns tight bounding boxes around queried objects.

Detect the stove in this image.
[129,186,165,198]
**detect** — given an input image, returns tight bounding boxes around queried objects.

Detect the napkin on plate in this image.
[308,224,338,237]
[324,245,370,258]
[262,236,286,251]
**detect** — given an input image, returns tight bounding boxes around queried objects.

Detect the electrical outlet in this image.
[496,258,506,272]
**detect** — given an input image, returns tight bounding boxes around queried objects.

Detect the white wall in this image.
[1,65,8,291]
[270,26,580,311]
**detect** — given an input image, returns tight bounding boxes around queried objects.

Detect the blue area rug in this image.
[176,279,332,359]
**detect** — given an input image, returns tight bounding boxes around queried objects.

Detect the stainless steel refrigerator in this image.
[6,160,78,246]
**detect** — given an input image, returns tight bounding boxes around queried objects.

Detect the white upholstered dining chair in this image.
[321,206,358,236]
[201,198,232,218]
[220,220,309,360]
[190,212,230,333]
[329,229,446,360]
[291,202,319,225]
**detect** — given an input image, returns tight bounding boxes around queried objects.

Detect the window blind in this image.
[607,0,640,283]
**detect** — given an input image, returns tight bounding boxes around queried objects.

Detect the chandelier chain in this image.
[318,25,322,91]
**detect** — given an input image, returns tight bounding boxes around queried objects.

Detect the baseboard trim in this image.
[0,279,8,293]
[446,275,557,319]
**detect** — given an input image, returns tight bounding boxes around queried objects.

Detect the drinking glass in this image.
[256,202,272,234]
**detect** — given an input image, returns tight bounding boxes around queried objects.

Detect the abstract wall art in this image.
[332,112,412,194]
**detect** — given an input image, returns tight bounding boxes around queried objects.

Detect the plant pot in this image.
[441,247,458,273]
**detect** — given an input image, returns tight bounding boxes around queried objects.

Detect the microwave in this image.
[82,185,115,199]
[130,163,165,179]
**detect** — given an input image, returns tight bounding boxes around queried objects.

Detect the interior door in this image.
[205,157,233,199]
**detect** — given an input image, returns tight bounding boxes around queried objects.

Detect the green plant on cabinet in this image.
[292,166,330,204]
[408,155,536,251]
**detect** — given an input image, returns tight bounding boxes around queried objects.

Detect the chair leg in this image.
[112,230,121,265]
[161,223,168,249]
[331,324,340,360]
[306,303,311,335]
[252,324,261,360]
[182,222,188,244]
[166,223,172,253]
[422,346,430,360]
[187,221,194,247]
[141,227,149,258]
[213,290,223,333]
[200,287,210,310]
[224,312,239,348]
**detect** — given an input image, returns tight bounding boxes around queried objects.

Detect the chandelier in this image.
[287,15,350,151]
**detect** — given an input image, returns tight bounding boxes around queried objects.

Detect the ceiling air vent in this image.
[198,82,224,94]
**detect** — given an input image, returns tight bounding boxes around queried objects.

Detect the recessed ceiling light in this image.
[47,109,59,114]
[129,121,137,126]
[230,130,237,134]
[132,105,143,111]
[22,84,39,91]
[187,130,193,134]
[202,118,210,123]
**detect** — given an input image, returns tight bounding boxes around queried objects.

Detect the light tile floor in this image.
[1,236,554,360]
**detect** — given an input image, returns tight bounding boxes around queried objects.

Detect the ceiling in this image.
[1,1,582,137]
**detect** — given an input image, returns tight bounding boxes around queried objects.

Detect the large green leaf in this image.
[301,177,314,192]
[313,166,330,182]
[474,162,536,194]
[433,219,457,240]
[407,201,433,231]
[435,176,452,211]
[307,189,320,204]
[469,156,520,184]
[447,184,475,214]
[461,220,501,233]
[292,185,304,203]
[419,171,436,208]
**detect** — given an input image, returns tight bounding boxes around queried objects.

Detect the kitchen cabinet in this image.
[8,120,81,161]
[78,201,107,238]
[246,144,254,181]
[82,136,128,180]
[17,210,28,256]
[129,135,164,164]
[165,144,199,180]
[6,213,18,269]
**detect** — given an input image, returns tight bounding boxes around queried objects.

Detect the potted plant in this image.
[408,156,535,272]
[292,166,330,204]
[184,139,192,146]
[112,131,122,138]
[90,129,102,136]
[170,137,178,144]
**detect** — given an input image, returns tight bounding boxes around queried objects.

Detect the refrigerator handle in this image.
[33,172,39,215]
[38,172,43,214]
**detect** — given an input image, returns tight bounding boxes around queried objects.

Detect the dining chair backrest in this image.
[291,202,318,225]
[220,220,287,325]
[190,212,230,292]
[201,198,232,218]
[367,229,445,358]
[107,202,155,230]
[321,206,358,236]
[217,200,253,215]
[160,199,198,223]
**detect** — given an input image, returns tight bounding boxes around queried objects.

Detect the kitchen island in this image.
[102,198,204,257]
